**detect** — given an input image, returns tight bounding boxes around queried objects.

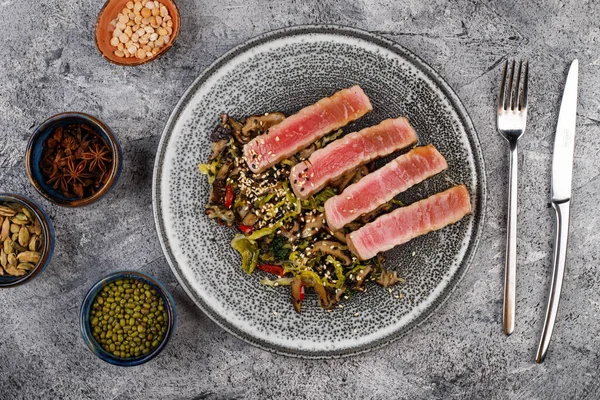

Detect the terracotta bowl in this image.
[95,0,180,66]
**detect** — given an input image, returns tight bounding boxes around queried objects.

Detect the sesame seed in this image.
[275,136,279,141]
[346,196,351,200]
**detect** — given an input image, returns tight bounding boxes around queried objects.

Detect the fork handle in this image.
[503,140,518,336]
[536,200,570,362]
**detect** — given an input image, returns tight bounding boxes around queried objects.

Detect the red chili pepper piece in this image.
[238,224,254,234]
[224,184,234,209]
[299,284,305,301]
[256,264,284,277]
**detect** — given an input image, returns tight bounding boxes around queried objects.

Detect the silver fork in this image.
[497,59,529,336]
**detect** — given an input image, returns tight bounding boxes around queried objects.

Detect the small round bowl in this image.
[0,194,55,288]
[25,112,123,207]
[95,0,181,66]
[80,271,176,366]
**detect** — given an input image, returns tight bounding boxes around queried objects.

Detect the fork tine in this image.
[506,60,516,110]
[512,61,523,110]
[499,60,508,110]
[519,61,529,110]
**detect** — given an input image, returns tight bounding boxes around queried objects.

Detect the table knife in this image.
[536,59,579,363]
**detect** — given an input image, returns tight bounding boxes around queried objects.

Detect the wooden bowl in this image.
[95,0,180,66]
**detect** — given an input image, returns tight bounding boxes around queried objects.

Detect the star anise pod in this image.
[64,157,91,189]
[46,170,69,195]
[81,143,112,172]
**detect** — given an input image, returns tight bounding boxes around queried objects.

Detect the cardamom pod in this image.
[16,251,41,264]
[17,262,35,271]
[34,219,42,235]
[10,223,20,234]
[12,242,27,253]
[7,253,17,267]
[18,226,30,247]
[29,235,39,252]
[14,213,28,221]
[21,207,32,220]
[5,266,26,276]
[0,218,9,241]
[0,206,16,217]
[4,238,12,255]
[0,249,6,268]
[10,217,28,225]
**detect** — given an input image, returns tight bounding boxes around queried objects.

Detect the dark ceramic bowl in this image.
[95,0,181,66]
[25,112,122,207]
[80,270,176,367]
[0,194,55,288]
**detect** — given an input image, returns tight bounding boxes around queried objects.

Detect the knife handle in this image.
[503,141,518,336]
[536,200,570,363]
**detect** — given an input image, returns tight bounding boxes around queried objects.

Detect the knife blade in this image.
[551,60,579,203]
[536,59,578,363]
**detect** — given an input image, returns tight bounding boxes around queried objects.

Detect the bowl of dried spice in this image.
[0,194,55,288]
[25,112,123,207]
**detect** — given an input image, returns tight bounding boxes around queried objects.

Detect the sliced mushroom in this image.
[351,165,369,184]
[297,144,316,160]
[242,112,286,136]
[216,160,233,180]
[209,139,228,161]
[376,269,403,287]
[311,241,351,265]
[314,282,332,309]
[280,221,299,240]
[220,113,243,133]
[301,213,324,238]
[237,203,251,220]
[334,286,346,303]
[324,226,347,244]
[291,276,303,313]
[209,180,224,204]
[360,201,394,224]
[354,265,372,285]
[330,170,356,191]
[241,212,258,227]
[210,124,232,142]
[220,113,248,144]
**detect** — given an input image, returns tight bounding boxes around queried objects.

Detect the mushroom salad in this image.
[199,112,404,313]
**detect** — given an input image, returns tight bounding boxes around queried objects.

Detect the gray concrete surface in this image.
[1,0,600,399]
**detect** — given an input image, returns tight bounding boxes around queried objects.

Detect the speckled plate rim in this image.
[152,24,487,358]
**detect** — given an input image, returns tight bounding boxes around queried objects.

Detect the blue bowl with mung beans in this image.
[80,271,176,366]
